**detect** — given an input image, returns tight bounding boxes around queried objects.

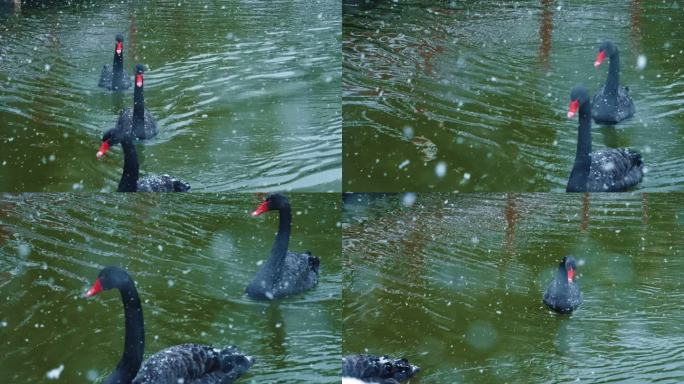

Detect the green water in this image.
[0,193,341,383]
[343,0,684,192]
[343,193,684,382]
[0,0,341,192]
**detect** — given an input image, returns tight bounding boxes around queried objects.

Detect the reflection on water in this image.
[0,0,341,192]
[343,0,684,192]
[0,193,341,383]
[343,193,684,382]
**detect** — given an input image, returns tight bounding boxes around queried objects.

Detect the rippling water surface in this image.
[343,0,684,191]
[0,193,341,383]
[0,0,341,191]
[343,193,684,382]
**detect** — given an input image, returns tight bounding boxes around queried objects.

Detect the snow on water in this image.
[45,365,64,380]
[402,193,417,207]
[637,55,647,70]
[435,161,447,178]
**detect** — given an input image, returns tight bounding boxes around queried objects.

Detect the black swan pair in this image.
[86,266,254,384]
[98,34,131,91]
[564,41,642,192]
[246,193,320,300]
[342,355,420,384]
[543,256,582,314]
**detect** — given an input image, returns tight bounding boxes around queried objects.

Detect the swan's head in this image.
[97,128,126,159]
[594,40,616,68]
[561,256,578,283]
[567,85,589,119]
[135,64,145,88]
[86,266,133,297]
[252,193,289,216]
[115,33,124,55]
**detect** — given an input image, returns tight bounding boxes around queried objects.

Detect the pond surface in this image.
[0,193,341,383]
[343,193,684,383]
[0,0,341,192]
[343,0,684,192]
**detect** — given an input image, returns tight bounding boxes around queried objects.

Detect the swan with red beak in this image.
[98,33,131,91]
[543,256,582,314]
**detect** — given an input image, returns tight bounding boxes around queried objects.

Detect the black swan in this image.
[98,33,132,91]
[246,194,320,300]
[107,64,159,140]
[592,40,635,124]
[85,266,254,384]
[342,355,420,384]
[543,256,582,313]
[97,128,190,192]
[565,85,643,192]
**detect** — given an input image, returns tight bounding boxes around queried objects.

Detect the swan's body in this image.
[98,127,189,192]
[246,194,319,300]
[543,256,582,313]
[566,85,643,192]
[342,355,420,384]
[108,64,158,140]
[592,41,635,124]
[98,34,131,91]
[86,267,253,384]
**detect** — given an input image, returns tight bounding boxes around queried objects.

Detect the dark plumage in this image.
[342,355,420,384]
[246,194,320,300]
[110,64,158,140]
[98,33,132,91]
[97,128,190,192]
[566,85,643,192]
[592,40,635,124]
[86,267,253,384]
[543,256,582,314]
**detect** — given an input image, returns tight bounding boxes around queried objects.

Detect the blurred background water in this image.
[343,0,684,192]
[0,0,341,192]
[343,192,684,383]
[0,193,341,383]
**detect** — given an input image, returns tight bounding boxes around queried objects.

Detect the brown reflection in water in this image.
[503,193,519,256]
[630,0,642,52]
[538,0,554,69]
[580,193,590,232]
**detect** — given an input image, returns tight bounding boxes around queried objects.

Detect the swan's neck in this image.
[262,205,291,282]
[556,265,570,287]
[118,137,139,192]
[606,50,620,95]
[105,284,144,384]
[567,101,592,191]
[112,53,124,88]
[133,85,145,129]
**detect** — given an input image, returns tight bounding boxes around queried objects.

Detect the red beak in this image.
[567,99,579,119]
[97,140,110,159]
[252,201,269,217]
[86,278,103,297]
[115,41,123,55]
[594,50,606,68]
[567,268,575,282]
[135,73,143,88]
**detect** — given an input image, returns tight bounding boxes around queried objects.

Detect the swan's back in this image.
[543,279,582,313]
[115,107,159,140]
[592,85,635,124]
[273,251,319,298]
[137,174,190,192]
[342,355,420,384]
[587,148,643,192]
[132,344,254,384]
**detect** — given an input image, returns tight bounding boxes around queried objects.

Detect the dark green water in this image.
[343,193,684,383]
[0,0,341,192]
[343,0,684,192]
[0,193,341,383]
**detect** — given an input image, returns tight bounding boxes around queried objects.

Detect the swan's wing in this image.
[617,86,636,120]
[98,65,112,87]
[137,174,190,192]
[133,344,253,384]
[274,251,319,296]
[115,108,134,136]
[342,355,420,383]
[588,148,643,191]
